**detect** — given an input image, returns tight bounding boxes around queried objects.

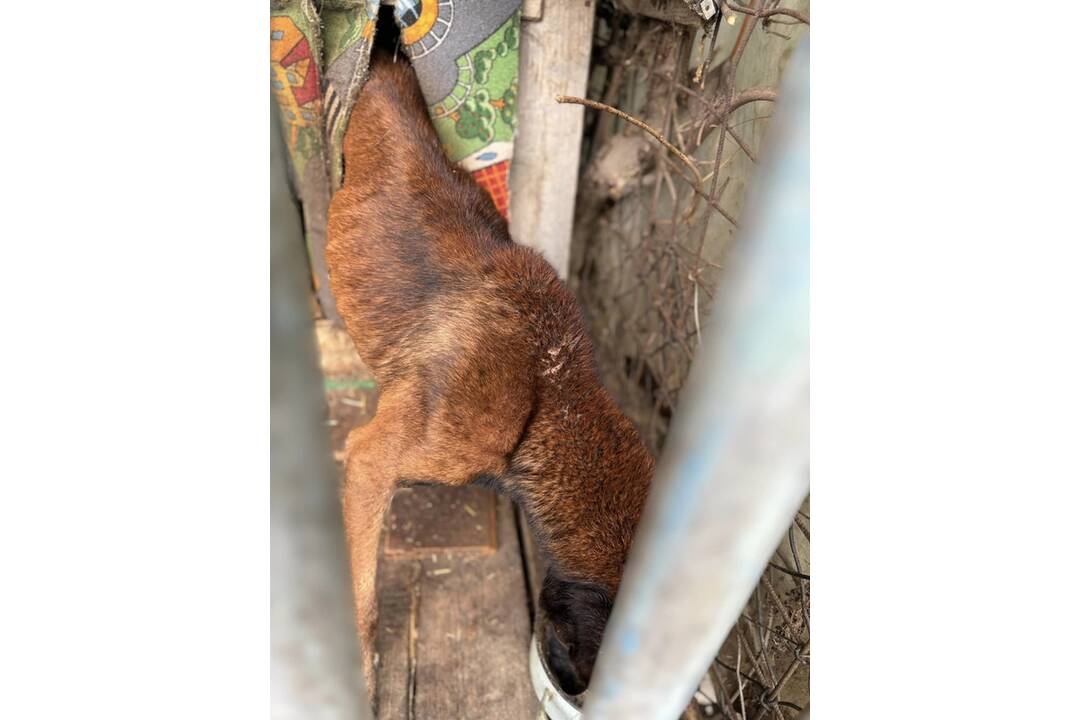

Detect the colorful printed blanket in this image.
[271,0,522,322]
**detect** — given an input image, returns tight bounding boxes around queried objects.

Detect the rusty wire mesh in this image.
[567,2,810,717]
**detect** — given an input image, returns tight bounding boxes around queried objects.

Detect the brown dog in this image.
[326,49,655,698]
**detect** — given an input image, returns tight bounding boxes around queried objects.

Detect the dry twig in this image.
[556,94,702,182]
[724,0,810,25]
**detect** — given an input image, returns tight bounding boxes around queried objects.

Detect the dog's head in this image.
[539,571,614,695]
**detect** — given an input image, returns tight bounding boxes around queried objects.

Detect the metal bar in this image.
[271,103,372,720]
[583,38,810,720]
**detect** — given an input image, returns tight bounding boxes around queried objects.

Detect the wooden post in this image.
[509,0,597,278]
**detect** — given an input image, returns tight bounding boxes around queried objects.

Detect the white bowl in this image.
[528,629,585,720]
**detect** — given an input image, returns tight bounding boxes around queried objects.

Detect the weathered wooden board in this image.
[509,0,598,278]
[385,485,498,556]
[371,558,419,720]
[522,0,544,22]
[375,496,539,719]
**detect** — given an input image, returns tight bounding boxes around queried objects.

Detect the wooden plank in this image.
[522,0,544,22]
[413,497,538,718]
[385,486,498,556]
[372,558,419,720]
[375,496,539,719]
[509,0,598,278]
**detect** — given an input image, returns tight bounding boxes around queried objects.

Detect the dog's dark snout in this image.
[539,572,614,695]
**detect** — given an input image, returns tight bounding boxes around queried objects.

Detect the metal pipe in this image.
[271,104,372,719]
[583,38,810,720]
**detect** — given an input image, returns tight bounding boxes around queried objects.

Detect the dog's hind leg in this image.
[341,411,403,704]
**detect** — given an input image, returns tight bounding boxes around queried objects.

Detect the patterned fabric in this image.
[271,0,522,322]
[396,1,521,199]
[471,160,511,217]
[321,0,381,191]
[270,0,340,323]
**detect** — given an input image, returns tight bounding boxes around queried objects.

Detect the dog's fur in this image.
[326,49,655,697]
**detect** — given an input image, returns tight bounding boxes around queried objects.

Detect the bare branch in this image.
[730,86,779,112]
[555,94,701,182]
[724,0,810,26]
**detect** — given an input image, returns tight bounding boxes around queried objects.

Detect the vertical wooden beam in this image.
[509,0,597,278]
[521,0,545,22]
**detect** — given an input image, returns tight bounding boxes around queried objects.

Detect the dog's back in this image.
[327,50,581,478]
[328,51,513,377]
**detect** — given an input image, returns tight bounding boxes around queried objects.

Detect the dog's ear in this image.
[540,572,613,695]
